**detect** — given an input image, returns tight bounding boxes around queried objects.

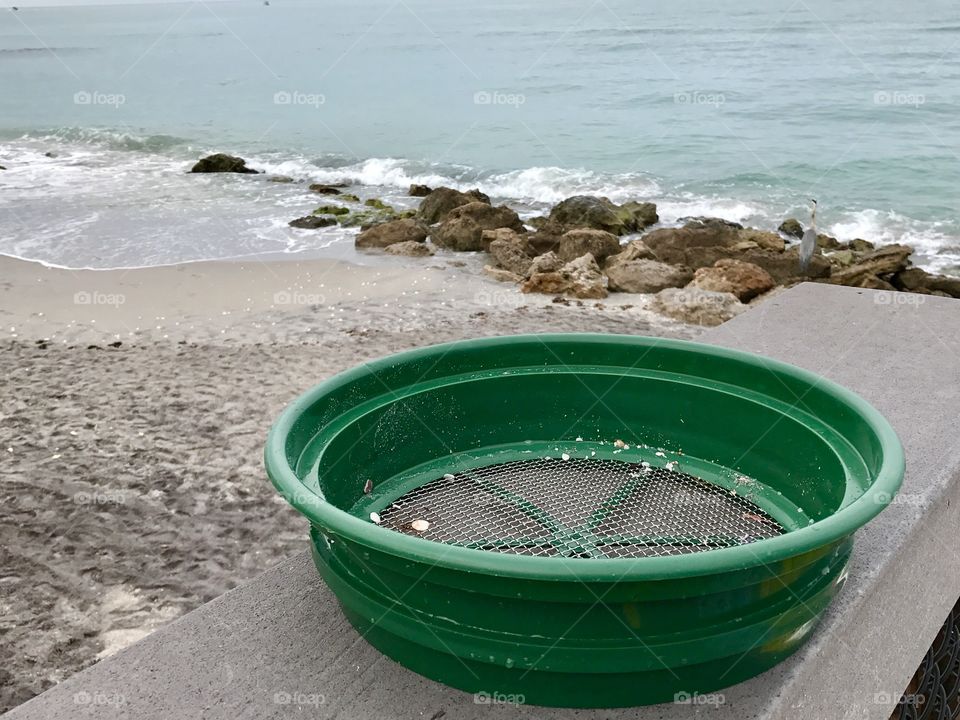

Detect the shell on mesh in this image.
[376,457,784,558]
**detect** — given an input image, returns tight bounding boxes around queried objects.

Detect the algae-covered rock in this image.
[364,198,394,211]
[289,215,337,229]
[312,204,350,217]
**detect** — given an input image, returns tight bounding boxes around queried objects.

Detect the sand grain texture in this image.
[0,255,699,712]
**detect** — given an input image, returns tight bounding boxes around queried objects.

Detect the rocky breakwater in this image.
[187,152,958,326]
[345,186,958,326]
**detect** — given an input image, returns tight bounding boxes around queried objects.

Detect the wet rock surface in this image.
[416,186,489,224]
[189,153,259,174]
[355,218,428,248]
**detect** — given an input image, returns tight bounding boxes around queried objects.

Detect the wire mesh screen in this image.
[377,457,785,558]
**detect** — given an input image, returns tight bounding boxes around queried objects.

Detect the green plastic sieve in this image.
[265,334,904,707]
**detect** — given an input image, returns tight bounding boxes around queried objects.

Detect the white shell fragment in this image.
[561,453,570,461]
[370,512,382,524]
[410,519,430,532]
[613,439,626,449]
[363,479,373,494]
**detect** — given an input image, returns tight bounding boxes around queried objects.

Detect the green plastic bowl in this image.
[265,334,904,707]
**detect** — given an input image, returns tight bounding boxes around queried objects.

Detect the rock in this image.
[355,218,428,249]
[858,275,897,291]
[828,244,913,287]
[409,184,433,197]
[338,193,360,203]
[288,215,337,229]
[605,259,692,294]
[521,271,571,296]
[527,216,549,230]
[432,203,524,251]
[619,201,659,230]
[526,251,562,277]
[527,236,561,255]
[816,233,841,251]
[605,238,657,266]
[489,238,534,276]
[738,228,785,253]
[849,238,875,252]
[643,219,830,281]
[465,188,491,203]
[431,216,479,251]
[688,259,775,302]
[680,216,744,231]
[893,267,930,291]
[558,254,608,299]
[548,196,628,235]
[268,175,296,183]
[190,153,258,174]
[558,229,621,263]
[313,204,350,216]
[641,220,742,267]
[526,225,564,255]
[893,267,960,298]
[364,198,393,211]
[384,241,434,257]
[739,247,831,282]
[483,265,523,283]
[522,254,608,299]
[339,209,396,228]
[650,288,745,327]
[309,183,342,194]
[417,186,488,224]
[827,249,856,267]
[778,218,803,238]
[482,228,533,253]
[0,164,6,170]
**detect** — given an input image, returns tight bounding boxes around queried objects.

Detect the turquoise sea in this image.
[0,0,958,271]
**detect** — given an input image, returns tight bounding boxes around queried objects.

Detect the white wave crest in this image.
[828,209,959,272]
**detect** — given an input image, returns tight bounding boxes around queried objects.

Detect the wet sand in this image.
[0,254,700,711]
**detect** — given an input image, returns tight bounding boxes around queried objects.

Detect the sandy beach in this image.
[0,254,700,711]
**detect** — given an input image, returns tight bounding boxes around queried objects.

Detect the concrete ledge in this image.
[6,284,960,720]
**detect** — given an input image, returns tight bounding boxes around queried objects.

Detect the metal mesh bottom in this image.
[377,457,785,558]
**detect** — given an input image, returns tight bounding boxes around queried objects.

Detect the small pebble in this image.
[370,512,382,524]
[411,519,430,532]
[561,453,570,461]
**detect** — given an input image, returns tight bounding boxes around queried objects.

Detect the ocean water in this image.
[1,0,958,272]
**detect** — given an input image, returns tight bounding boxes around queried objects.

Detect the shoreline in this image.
[0,253,697,346]
[3,133,959,275]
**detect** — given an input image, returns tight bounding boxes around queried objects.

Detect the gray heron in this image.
[798,199,817,272]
